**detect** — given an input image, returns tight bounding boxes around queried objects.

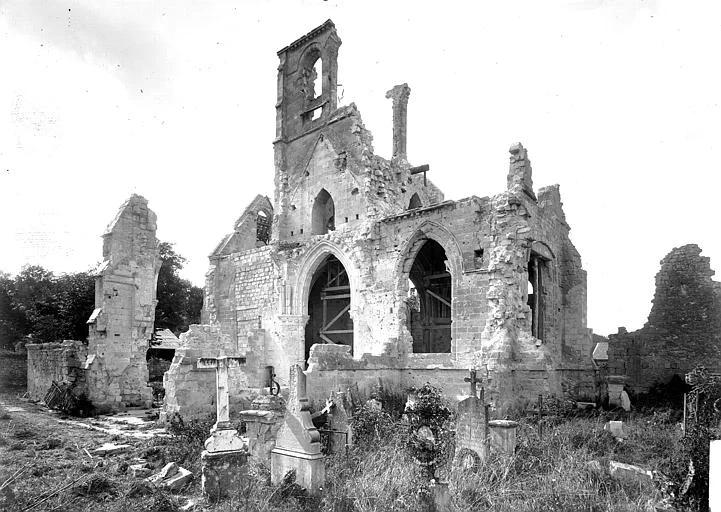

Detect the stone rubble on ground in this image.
[146,461,194,490]
[93,442,131,456]
[608,460,653,481]
[603,420,626,440]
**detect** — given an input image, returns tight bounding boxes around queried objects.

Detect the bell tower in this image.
[274,19,341,144]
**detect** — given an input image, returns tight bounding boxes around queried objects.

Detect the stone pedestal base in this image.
[488,420,518,456]
[201,449,248,501]
[270,448,325,494]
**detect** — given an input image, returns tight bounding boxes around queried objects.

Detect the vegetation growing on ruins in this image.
[4,383,718,512]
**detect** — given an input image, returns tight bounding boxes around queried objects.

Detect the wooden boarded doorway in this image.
[407,239,452,353]
[305,254,353,360]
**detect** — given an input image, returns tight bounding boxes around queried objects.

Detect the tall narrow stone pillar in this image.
[386,83,411,160]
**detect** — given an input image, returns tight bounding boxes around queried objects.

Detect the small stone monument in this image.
[271,365,325,494]
[198,355,248,501]
[488,419,519,456]
[454,368,488,468]
[238,394,285,461]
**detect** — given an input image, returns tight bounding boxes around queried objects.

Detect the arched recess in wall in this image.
[298,43,324,122]
[295,242,358,362]
[312,188,335,235]
[527,240,555,342]
[408,193,423,209]
[396,222,463,354]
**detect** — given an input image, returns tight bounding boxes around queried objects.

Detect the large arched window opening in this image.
[305,254,352,361]
[311,189,335,235]
[406,239,452,353]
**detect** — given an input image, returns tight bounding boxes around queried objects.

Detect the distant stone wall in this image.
[25,341,87,400]
[608,245,721,394]
[0,349,27,392]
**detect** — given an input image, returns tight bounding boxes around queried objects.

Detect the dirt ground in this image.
[0,390,202,512]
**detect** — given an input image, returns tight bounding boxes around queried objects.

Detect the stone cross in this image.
[464,368,483,401]
[197,355,246,452]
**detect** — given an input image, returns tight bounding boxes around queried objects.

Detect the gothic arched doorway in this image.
[406,239,452,353]
[305,254,353,360]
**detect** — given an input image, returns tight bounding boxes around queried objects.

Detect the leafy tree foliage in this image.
[0,242,203,348]
[0,266,95,348]
[154,242,203,336]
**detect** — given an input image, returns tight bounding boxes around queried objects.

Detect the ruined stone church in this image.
[164,19,593,418]
[25,20,595,418]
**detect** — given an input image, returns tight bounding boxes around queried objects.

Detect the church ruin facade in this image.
[169,20,595,417]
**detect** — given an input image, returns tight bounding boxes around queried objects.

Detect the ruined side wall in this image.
[608,244,721,394]
[162,324,254,422]
[85,195,159,410]
[26,341,87,400]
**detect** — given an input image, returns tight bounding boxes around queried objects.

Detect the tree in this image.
[155,242,203,335]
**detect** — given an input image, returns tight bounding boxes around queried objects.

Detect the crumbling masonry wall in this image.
[84,195,160,410]
[25,341,86,400]
[608,244,721,394]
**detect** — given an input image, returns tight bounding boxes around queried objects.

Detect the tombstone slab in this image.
[201,449,248,502]
[454,368,488,468]
[271,365,325,494]
[488,419,518,456]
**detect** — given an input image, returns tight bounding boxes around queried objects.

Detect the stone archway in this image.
[304,254,353,360]
[395,222,463,354]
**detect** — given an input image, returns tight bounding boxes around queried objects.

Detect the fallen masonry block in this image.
[147,462,178,484]
[603,421,626,439]
[163,467,193,491]
[93,443,131,456]
[129,463,151,478]
[609,460,653,481]
[146,462,193,490]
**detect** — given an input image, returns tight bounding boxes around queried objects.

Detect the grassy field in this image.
[0,392,689,512]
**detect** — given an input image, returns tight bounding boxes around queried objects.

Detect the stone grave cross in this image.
[464,368,484,402]
[197,355,246,452]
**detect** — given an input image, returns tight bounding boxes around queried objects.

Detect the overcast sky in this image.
[2,0,719,336]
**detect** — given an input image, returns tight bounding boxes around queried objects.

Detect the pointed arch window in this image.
[312,189,335,235]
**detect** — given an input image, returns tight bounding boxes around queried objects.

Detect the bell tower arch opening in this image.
[312,189,335,235]
[304,254,353,361]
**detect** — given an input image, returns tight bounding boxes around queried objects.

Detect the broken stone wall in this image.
[84,195,160,411]
[608,244,721,394]
[162,324,253,422]
[25,340,87,400]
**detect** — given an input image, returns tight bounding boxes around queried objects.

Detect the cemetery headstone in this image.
[198,356,249,501]
[454,369,488,468]
[270,365,325,494]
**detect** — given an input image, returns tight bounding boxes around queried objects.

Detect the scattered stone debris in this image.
[146,462,194,490]
[609,460,653,481]
[603,420,626,440]
[129,463,151,478]
[93,442,131,456]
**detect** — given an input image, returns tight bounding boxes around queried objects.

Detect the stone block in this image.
[488,419,518,456]
[271,448,325,494]
[93,443,131,456]
[201,449,248,501]
[609,460,652,481]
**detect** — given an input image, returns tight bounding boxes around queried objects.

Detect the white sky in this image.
[1,0,719,336]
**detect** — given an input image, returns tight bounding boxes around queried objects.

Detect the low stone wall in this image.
[25,341,87,400]
[0,349,28,392]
